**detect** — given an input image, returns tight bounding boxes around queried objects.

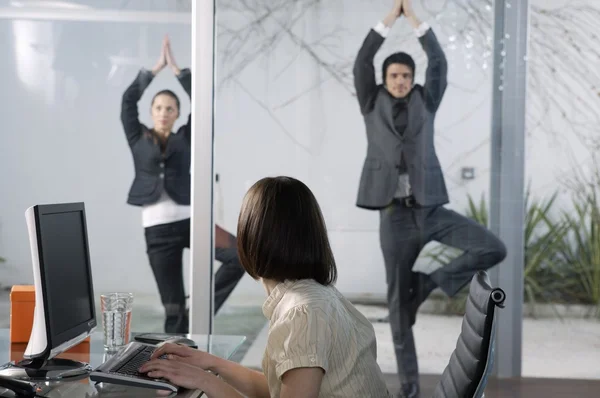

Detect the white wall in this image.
[215,0,600,300]
[214,0,496,299]
[1,0,597,302]
[0,2,191,299]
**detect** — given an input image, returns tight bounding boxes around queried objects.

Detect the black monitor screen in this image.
[38,210,94,338]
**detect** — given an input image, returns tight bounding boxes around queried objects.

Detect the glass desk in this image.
[0,329,246,397]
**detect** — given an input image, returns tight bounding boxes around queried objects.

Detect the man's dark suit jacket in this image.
[353,27,449,209]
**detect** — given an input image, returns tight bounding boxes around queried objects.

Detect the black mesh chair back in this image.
[432,271,506,398]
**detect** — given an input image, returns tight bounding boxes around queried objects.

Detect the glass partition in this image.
[0,0,191,333]
[521,0,600,380]
[211,0,497,379]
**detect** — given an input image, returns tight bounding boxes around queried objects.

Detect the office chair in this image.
[432,271,506,398]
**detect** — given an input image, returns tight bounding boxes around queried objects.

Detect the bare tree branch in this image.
[215,0,600,187]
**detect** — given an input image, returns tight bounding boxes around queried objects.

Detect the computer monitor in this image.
[0,202,97,381]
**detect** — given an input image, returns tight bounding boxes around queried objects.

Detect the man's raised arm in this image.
[353,1,403,115]
[403,0,448,113]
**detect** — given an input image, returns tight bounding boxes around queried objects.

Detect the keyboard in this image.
[90,341,178,392]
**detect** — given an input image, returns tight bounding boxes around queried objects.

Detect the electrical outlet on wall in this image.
[461,167,475,180]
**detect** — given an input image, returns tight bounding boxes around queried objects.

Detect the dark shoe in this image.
[375,314,390,323]
[400,382,420,398]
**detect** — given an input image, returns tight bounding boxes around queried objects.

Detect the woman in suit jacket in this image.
[121,36,245,333]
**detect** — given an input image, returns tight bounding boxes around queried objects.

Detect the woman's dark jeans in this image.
[144,218,245,333]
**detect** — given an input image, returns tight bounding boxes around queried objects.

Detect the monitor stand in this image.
[0,357,91,381]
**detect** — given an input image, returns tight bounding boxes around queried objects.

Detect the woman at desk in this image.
[121,36,245,334]
[140,177,391,397]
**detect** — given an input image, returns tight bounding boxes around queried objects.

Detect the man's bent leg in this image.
[214,247,246,314]
[425,207,507,297]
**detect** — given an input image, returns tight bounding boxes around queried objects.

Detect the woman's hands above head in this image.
[151,35,181,76]
[164,36,181,76]
[151,36,168,76]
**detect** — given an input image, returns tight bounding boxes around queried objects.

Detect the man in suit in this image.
[353,1,507,396]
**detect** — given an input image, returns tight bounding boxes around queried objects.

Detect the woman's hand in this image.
[140,355,246,397]
[164,36,181,76]
[139,357,205,390]
[151,36,168,75]
[147,343,219,371]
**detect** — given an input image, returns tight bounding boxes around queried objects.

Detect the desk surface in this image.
[0,329,246,397]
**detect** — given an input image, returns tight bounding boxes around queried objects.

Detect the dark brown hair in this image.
[237,176,337,286]
[382,52,415,83]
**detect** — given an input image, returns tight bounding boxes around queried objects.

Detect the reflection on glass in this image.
[12,20,55,98]
[213,0,503,391]
[0,1,193,336]
[120,34,193,335]
[119,33,245,335]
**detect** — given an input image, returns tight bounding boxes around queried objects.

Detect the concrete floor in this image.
[1,288,599,382]
[238,303,600,380]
